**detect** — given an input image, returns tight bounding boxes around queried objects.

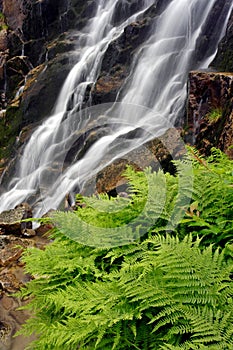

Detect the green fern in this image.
[177,148,233,247]
[17,148,233,349]
[18,234,233,349]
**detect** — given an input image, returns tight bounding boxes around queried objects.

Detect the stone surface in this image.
[0,2,232,188]
[0,0,233,169]
[86,128,184,194]
[0,0,79,163]
[212,7,233,72]
[185,71,233,158]
[0,225,50,350]
[90,0,170,105]
[0,202,32,235]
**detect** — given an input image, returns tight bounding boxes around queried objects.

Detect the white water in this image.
[0,0,232,216]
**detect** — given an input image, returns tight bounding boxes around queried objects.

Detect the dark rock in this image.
[212,7,233,72]
[87,128,184,194]
[6,56,32,77]
[194,0,233,68]
[6,55,33,95]
[185,71,233,158]
[35,209,55,236]
[21,228,36,237]
[23,38,47,66]
[0,202,32,235]
[90,9,157,105]
[218,110,233,159]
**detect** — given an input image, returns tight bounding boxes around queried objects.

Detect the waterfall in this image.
[0,0,232,216]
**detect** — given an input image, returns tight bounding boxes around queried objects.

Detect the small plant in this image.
[205,108,222,122]
[0,12,8,30]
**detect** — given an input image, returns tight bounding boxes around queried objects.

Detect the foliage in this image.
[176,148,233,247]
[0,12,8,30]
[18,148,233,349]
[205,108,222,122]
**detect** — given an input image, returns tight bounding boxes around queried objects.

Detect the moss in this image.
[0,104,23,159]
[0,12,8,30]
[205,108,222,122]
[213,48,233,72]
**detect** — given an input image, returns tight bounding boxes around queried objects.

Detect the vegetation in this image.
[205,108,222,122]
[0,12,8,30]
[18,148,233,349]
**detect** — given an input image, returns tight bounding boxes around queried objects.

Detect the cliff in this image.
[212,8,233,72]
[0,0,232,173]
[186,71,233,159]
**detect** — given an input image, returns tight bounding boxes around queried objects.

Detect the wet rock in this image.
[0,0,88,162]
[89,0,172,105]
[185,71,233,158]
[6,55,33,95]
[21,228,36,237]
[35,210,55,236]
[193,0,233,67]
[85,128,184,194]
[19,52,75,126]
[0,203,32,235]
[218,110,233,159]
[212,7,233,72]
[6,56,33,77]
[90,15,155,105]
[0,49,76,160]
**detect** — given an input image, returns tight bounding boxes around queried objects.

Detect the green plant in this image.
[0,12,8,30]
[17,148,233,349]
[18,235,233,349]
[205,108,222,122]
[176,148,233,247]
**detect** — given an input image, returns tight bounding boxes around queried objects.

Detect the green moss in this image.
[205,108,222,122]
[0,24,8,30]
[0,105,23,159]
[0,12,8,30]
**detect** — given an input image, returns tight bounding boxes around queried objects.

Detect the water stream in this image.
[0,0,232,216]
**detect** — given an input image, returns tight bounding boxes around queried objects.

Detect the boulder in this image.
[0,202,32,235]
[83,128,184,195]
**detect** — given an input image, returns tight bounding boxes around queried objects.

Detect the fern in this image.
[177,148,233,247]
[18,233,233,349]
[17,148,233,349]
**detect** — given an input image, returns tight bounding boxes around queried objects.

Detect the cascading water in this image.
[0,0,232,216]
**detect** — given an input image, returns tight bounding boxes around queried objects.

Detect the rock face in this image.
[212,9,233,72]
[89,1,170,105]
[0,0,81,164]
[0,0,173,175]
[0,1,232,181]
[186,71,233,159]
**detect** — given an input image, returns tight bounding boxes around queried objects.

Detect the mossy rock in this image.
[0,103,23,159]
